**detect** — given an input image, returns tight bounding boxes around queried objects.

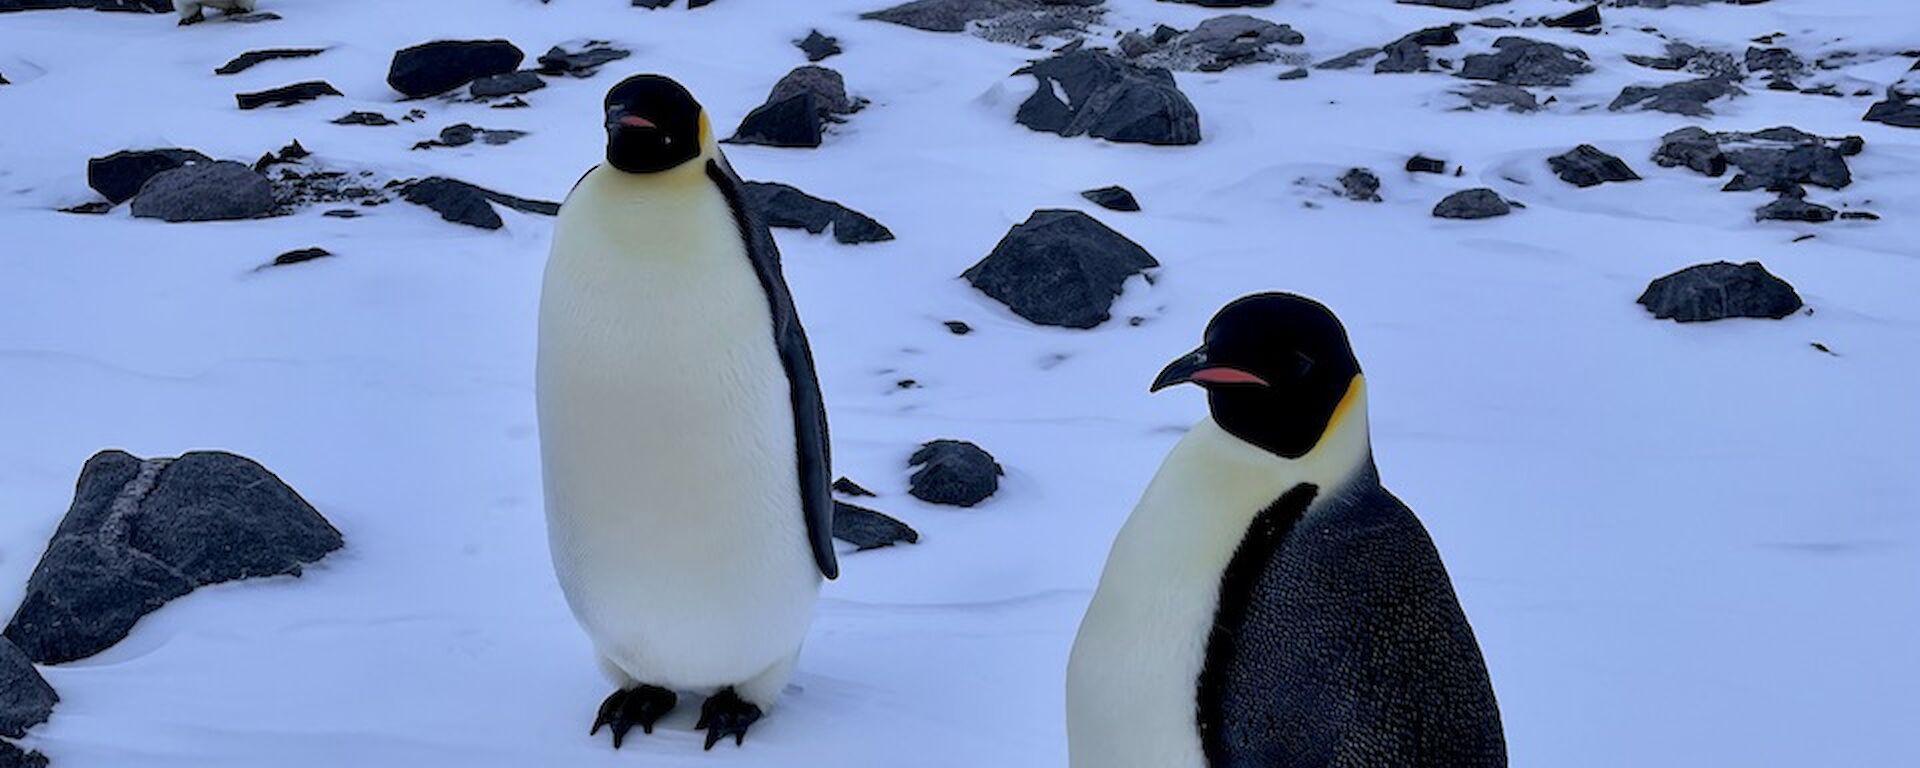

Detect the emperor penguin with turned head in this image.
[538,74,837,751]
[1067,293,1506,768]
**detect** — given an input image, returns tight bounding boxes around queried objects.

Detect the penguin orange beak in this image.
[618,115,657,129]
[1152,347,1269,392]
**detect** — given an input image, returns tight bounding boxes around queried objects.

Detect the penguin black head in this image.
[603,75,707,174]
[1152,293,1364,459]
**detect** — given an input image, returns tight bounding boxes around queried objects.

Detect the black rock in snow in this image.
[860,0,1100,34]
[1396,24,1463,47]
[413,123,528,150]
[1542,4,1601,29]
[1754,188,1836,223]
[907,440,1003,507]
[833,477,877,497]
[214,47,324,75]
[397,177,559,229]
[1458,37,1593,87]
[469,71,546,99]
[1340,168,1383,201]
[1406,154,1448,174]
[235,80,342,110]
[388,40,525,98]
[766,65,861,116]
[962,209,1159,329]
[87,148,210,204]
[332,111,396,126]
[1433,188,1513,219]
[944,320,974,335]
[3,451,344,665]
[741,181,894,244]
[271,247,333,266]
[1548,145,1640,187]
[1744,46,1804,76]
[129,161,276,222]
[1122,15,1305,72]
[0,638,56,739]
[1654,127,1859,191]
[729,93,825,148]
[1316,47,1382,70]
[1864,99,1920,128]
[1159,0,1274,6]
[1455,83,1541,112]
[1652,127,1728,176]
[1277,67,1309,80]
[831,501,920,551]
[1637,261,1803,322]
[1396,0,1509,8]
[1608,77,1743,116]
[1014,49,1202,146]
[797,30,842,62]
[0,741,48,768]
[534,42,632,77]
[1375,38,1432,74]
[1081,185,1140,211]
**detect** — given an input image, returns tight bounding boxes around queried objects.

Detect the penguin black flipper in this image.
[706,158,839,580]
[1199,467,1505,768]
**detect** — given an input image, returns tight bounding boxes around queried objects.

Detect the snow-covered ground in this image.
[2,0,1917,765]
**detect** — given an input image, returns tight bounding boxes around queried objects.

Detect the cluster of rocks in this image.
[1459,37,1592,87]
[1652,126,1871,223]
[1625,42,1740,79]
[535,40,632,78]
[741,182,895,244]
[1015,49,1202,146]
[1638,261,1803,322]
[861,0,1105,47]
[1118,15,1306,73]
[728,66,865,148]
[907,440,1003,507]
[411,123,528,151]
[1863,62,1920,128]
[963,209,1159,328]
[1317,24,1461,76]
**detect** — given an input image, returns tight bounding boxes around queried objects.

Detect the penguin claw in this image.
[696,689,763,750]
[590,685,677,749]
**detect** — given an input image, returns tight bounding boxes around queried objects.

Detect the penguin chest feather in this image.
[537,165,818,689]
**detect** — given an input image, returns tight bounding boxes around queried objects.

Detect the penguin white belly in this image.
[1066,419,1305,768]
[538,166,818,692]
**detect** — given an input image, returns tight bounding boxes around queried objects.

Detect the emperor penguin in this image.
[174,0,256,25]
[537,74,838,751]
[1066,293,1506,768]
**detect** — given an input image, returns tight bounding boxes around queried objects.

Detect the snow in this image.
[2,0,1917,765]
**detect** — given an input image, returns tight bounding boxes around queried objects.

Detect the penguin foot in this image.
[590,684,677,749]
[696,688,763,750]
[178,11,205,25]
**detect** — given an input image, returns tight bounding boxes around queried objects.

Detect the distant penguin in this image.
[174,0,255,25]
[537,74,838,751]
[1066,293,1506,768]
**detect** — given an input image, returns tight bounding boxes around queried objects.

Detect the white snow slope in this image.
[1,0,1916,766]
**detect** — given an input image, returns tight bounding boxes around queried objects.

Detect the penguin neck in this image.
[1195,377,1375,497]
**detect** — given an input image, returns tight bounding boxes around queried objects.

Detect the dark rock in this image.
[1657,127,1858,190]
[0,742,47,768]
[1276,67,1309,80]
[831,501,919,551]
[1014,49,1202,146]
[388,39,524,98]
[1159,0,1273,6]
[1864,98,1920,128]
[271,247,332,266]
[1080,185,1140,212]
[469,71,545,99]
[1637,261,1802,322]
[87,148,210,204]
[236,80,342,110]
[1396,0,1509,8]
[535,41,631,77]
[129,161,275,222]
[3,451,343,664]
[1754,188,1835,222]
[1543,4,1601,28]
[1339,168,1382,201]
[1458,36,1592,87]
[1315,47,1381,70]
[1455,83,1541,112]
[833,477,877,497]
[322,209,362,219]
[60,201,114,215]
[0,638,55,739]
[333,111,396,126]
[1548,145,1640,187]
[1433,188,1512,219]
[1407,154,1448,174]
[396,177,558,229]
[860,0,1099,34]
[1375,38,1431,74]
[1744,46,1803,75]
[214,47,324,75]
[1396,24,1463,47]
[797,30,842,62]
[740,181,894,244]
[944,321,974,335]
[1838,211,1879,221]
[414,123,528,150]
[907,440,1003,507]
[1127,15,1304,72]
[962,209,1158,329]
[728,93,825,148]
[768,65,860,116]
[1609,76,1743,116]
[1653,126,1727,176]
[1722,146,1850,192]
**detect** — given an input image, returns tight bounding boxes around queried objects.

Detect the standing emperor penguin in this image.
[1067,293,1505,768]
[538,74,838,751]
